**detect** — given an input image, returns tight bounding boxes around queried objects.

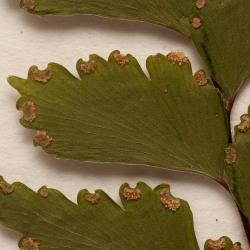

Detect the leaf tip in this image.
[7,75,25,92]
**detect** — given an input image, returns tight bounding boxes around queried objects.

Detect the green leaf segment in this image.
[20,0,194,35]
[8,52,228,179]
[19,0,250,100]
[8,51,250,229]
[0,177,242,250]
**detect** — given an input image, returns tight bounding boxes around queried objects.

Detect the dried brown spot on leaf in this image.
[0,181,14,195]
[194,70,208,86]
[207,237,226,250]
[38,186,49,198]
[123,187,141,200]
[33,131,53,148]
[238,114,250,133]
[196,0,206,9]
[20,237,40,250]
[160,187,181,212]
[231,243,243,250]
[225,145,237,165]
[33,68,53,84]
[114,53,130,66]
[167,52,189,66]
[22,101,36,122]
[85,192,101,205]
[80,60,97,74]
[192,17,202,29]
[20,0,36,10]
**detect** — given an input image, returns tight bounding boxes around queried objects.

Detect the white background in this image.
[0,0,250,249]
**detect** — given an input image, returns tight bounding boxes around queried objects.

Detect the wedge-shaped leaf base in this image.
[0,178,200,250]
[9,51,228,179]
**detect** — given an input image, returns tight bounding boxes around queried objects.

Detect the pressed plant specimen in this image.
[1,0,250,248]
